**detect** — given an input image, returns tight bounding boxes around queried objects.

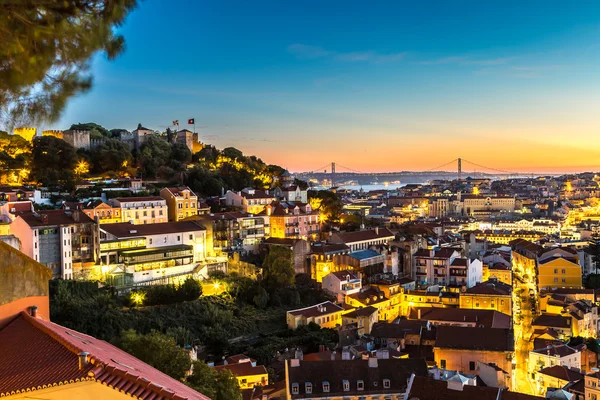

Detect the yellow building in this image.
[482,264,512,285]
[538,257,582,290]
[459,279,512,316]
[585,371,600,400]
[214,360,268,390]
[476,230,546,245]
[286,301,344,329]
[535,365,583,397]
[401,290,459,316]
[345,287,396,322]
[372,281,403,319]
[160,186,198,221]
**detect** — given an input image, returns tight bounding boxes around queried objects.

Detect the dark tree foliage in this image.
[91,137,131,173]
[187,362,242,400]
[30,136,77,189]
[0,0,138,126]
[138,134,172,178]
[70,122,112,138]
[262,246,295,290]
[118,330,191,380]
[308,189,343,221]
[0,131,30,170]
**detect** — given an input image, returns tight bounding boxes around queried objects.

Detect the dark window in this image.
[469,361,476,370]
[440,359,446,369]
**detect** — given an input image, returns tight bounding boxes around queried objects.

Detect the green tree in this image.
[92,138,132,173]
[172,142,192,162]
[187,361,242,400]
[70,122,111,138]
[222,147,243,160]
[138,135,172,178]
[119,330,191,380]
[165,127,174,143]
[30,136,77,188]
[253,286,270,309]
[0,1,138,126]
[178,277,202,301]
[263,246,295,289]
[308,190,343,222]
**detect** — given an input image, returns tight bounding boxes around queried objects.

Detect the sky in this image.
[53,0,600,173]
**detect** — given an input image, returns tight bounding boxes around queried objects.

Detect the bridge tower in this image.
[331,162,336,188]
[457,158,462,181]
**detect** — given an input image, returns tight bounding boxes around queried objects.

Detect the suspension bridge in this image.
[299,158,533,187]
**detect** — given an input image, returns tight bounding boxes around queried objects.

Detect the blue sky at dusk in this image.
[54,0,600,173]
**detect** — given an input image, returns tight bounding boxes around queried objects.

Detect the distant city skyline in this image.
[49,0,600,173]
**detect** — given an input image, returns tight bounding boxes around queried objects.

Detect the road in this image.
[512,272,538,395]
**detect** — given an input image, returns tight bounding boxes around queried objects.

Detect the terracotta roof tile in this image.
[334,228,395,244]
[0,312,208,399]
[435,326,514,352]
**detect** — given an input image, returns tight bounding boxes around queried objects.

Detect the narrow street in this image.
[512,272,538,395]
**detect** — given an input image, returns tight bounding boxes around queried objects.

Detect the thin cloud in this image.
[287,44,406,63]
[420,56,513,66]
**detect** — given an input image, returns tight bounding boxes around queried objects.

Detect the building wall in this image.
[111,199,168,225]
[0,241,52,328]
[528,351,581,374]
[286,310,343,329]
[434,348,512,377]
[160,188,198,222]
[63,130,91,150]
[9,380,135,399]
[483,267,512,285]
[538,258,582,290]
[13,127,37,141]
[459,293,512,316]
[234,372,268,390]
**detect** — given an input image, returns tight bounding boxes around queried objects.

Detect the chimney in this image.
[375,227,379,235]
[295,348,303,360]
[41,214,48,224]
[368,357,378,368]
[331,351,336,360]
[290,359,300,368]
[78,351,90,370]
[73,210,80,222]
[29,305,38,318]
[342,350,351,360]
[417,309,421,319]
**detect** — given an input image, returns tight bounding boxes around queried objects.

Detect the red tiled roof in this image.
[435,326,514,352]
[334,228,395,244]
[538,365,583,382]
[114,196,166,202]
[0,312,207,399]
[164,187,198,198]
[288,301,343,318]
[214,363,267,377]
[16,210,95,227]
[0,314,93,396]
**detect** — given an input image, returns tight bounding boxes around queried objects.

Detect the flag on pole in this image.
[188,118,195,125]
[173,120,179,126]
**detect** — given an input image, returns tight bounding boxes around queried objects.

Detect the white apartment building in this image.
[109,196,168,225]
[99,221,211,284]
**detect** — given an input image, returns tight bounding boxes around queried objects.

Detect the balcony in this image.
[415,269,427,276]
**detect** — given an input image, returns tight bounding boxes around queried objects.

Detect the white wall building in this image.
[109,196,168,225]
